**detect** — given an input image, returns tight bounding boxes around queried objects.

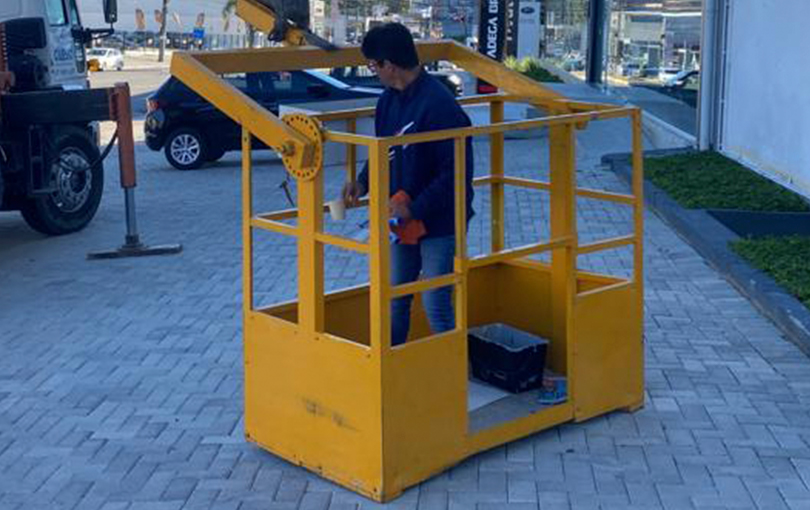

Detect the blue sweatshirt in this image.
[358,70,475,238]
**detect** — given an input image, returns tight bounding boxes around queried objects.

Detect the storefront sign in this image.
[477,0,506,93]
[517,1,542,59]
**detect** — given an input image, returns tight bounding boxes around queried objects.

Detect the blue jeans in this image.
[391,235,455,346]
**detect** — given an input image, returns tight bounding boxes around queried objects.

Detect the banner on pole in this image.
[476,0,506,94]
[135,8,146,31]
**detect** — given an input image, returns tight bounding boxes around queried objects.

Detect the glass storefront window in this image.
[543,0,590,76]
[539,0,703,136]
[605,0,703,134]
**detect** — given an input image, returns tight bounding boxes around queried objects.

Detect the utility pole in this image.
[158,0,169,62]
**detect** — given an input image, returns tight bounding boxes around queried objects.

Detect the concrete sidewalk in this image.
[1,106,809,510]
[122,50,173,71]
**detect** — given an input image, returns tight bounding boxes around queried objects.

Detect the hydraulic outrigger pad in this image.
[87,83,182,260]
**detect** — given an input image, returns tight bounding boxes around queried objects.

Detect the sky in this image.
[79,0,244,34]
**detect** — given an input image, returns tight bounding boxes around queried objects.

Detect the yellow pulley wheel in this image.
[281,113,323,181]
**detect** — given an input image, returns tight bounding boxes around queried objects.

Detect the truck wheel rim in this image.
[51,148,92,213]
[171,134,201,165]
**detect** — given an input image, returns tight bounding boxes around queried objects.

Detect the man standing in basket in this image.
[342,22,475,346]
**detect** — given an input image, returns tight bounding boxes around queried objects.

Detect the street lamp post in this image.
[586,0,607,84]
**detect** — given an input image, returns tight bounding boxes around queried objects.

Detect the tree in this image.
[338,0,408,18]
[223,0,237,20]
[158,0,169,62]
[381,0,408,14]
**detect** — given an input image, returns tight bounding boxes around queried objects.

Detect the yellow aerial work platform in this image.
[171,32,645,502]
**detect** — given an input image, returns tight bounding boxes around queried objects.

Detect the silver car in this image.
[87,47,124,71]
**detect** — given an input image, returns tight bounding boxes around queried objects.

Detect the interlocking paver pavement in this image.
[2,111,810,510]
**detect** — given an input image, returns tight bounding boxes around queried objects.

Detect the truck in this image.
[0,0,121,235]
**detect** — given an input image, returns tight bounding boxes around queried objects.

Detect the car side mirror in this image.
[1,18,47,52]
[104,0,118,24]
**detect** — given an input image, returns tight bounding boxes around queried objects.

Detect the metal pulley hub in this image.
[281,113,323,181]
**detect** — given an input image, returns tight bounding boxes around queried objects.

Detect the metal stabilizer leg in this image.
[87,188,182,259]
[87,83,182,260]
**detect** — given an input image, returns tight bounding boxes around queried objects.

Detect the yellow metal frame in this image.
[171,39,645,502]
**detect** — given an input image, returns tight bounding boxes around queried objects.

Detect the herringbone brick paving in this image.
[2,117,810,510]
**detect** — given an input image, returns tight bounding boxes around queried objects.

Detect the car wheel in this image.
[20,126,104,235]
[116,62,124,71]
[164,127,208,170]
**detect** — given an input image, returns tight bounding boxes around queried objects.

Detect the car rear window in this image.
[158,78,201,103]
[224,71,341,99]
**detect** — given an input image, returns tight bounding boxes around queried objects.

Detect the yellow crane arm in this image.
[236,0,335,49]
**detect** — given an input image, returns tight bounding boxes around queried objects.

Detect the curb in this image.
[604,150,810,355]
[640,110,696,149]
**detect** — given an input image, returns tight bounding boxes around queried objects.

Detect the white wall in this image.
[721,0,810,197]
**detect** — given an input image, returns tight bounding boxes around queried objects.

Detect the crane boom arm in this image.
[236,0,335,49]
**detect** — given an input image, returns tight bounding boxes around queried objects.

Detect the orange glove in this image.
[390,190,426,245]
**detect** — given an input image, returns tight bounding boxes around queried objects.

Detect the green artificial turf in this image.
[504,57,564,83]
[645,152,810,212]
[731,235,810,309]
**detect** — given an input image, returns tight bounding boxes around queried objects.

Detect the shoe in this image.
[537,374,567,405]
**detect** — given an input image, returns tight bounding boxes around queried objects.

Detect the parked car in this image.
[87,47,124,71]
[663,69,699,89]
[330,66,464,96]
[639,66,660,78]
[658,67,684,84]
[145,70,380,170]
[618,61,643,77]
[562,57,585,72]
[97,33,138,50]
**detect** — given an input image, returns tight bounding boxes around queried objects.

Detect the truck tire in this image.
[20,126,104,235]
[164,127,208,170]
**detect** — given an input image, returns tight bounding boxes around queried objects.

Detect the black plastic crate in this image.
[468,323,549,393]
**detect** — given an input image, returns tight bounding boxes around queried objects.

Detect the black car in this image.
[330,66,464,97]
[145,70,380,170]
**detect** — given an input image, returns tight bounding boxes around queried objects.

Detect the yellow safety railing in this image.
[241,96,644,346]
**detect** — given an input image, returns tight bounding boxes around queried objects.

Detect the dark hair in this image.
[361,22,420,69]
